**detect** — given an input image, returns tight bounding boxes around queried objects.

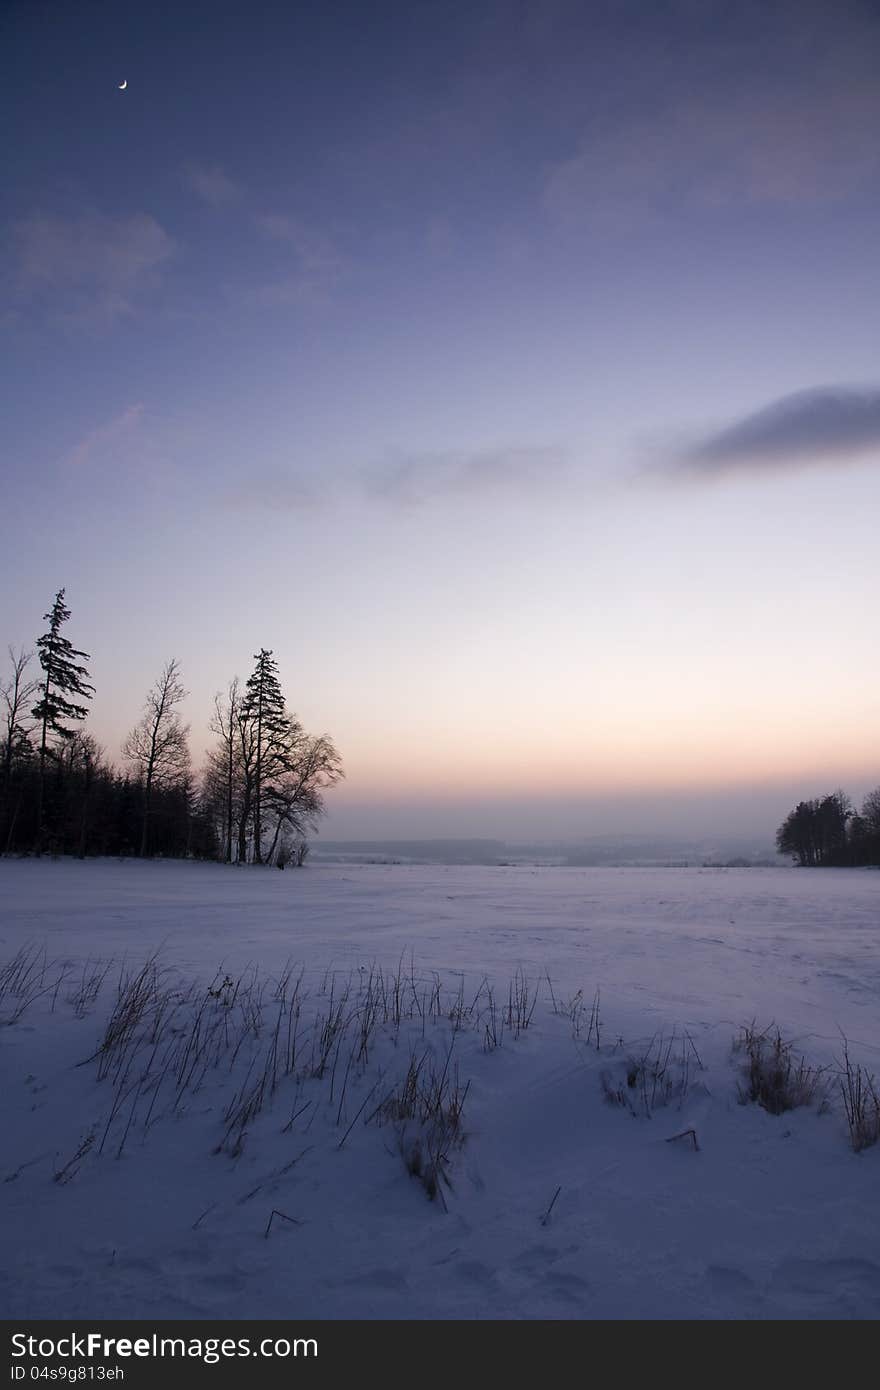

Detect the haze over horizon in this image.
[3,0,878,844]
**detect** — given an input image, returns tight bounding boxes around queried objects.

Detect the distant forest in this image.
[776,789,880,867]
[1,589,343,864]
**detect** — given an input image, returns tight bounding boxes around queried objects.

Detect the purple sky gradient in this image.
[2,0,878,840]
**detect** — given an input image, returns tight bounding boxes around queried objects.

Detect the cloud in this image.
[680,387,880,475]
[546,95,880,226]
[240,216,346,307]
[64,403,145,471]
[366,445,569,506]
[543,4,880,225]
[184,164,241,207]
[220,473,326,513]
[10,212,173,321]
[51,403,179,511]
[253,214,302,242]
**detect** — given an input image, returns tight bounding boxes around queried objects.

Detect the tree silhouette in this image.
[31,589,94,851]
[776,790,856,866]
[1,647,39,853]
[207,678,241,863]
[123,659,190,856]
[241,650,289,864]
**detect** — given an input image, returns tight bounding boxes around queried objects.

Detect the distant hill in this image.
[311,836,781,868]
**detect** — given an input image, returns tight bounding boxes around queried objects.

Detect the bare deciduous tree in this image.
[2,647,39,853]
[2,646,37,787]
[123,659,190,857]
[59,731,105,859]
[862,787,880,836]
[207,678,241,863]
[263,729,344,864]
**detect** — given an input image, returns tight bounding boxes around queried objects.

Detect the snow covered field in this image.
[1,858,879,1320]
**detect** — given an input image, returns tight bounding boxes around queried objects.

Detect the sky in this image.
[2,0,879,842]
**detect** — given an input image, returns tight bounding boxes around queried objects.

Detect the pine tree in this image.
[241,649,289,864]
[31,589,94,851]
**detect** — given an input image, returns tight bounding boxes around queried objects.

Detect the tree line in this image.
[1,589,343,865]
[776,788,880,867]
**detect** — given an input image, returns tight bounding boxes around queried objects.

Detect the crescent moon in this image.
[118,79,127,90]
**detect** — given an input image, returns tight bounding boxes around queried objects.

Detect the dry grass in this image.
[8,933,880,1212]
[601,1028,700,1117]
[0,943,70,1024]
[735,1022,828,1115]
[839,1040,880,1152]
[0,946,486,1194]
[377,1041,470,1204]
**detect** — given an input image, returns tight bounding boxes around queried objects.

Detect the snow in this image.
[1,858,879,1320]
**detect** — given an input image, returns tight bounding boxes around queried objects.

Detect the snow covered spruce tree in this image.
[31,589,94,852]
[123,658,190,856]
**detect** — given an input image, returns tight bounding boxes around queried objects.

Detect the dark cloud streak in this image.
[681,387,880,475]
